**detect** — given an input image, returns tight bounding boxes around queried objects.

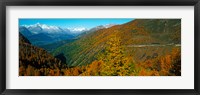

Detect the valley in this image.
[19,19,181,76]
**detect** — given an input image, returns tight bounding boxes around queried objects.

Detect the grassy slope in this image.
[52,19,181,67]
[39,39,76,52]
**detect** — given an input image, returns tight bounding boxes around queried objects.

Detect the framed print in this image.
[0,0,200,95]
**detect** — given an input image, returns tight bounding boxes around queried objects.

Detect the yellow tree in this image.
[99,35,134,76]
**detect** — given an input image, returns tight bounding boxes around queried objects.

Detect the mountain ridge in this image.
[52,19,181,66]
[19,23,115,47]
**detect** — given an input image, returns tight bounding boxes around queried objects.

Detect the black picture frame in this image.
[0,0,200,95]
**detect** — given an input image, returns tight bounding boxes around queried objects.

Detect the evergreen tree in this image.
[99,35,134,76]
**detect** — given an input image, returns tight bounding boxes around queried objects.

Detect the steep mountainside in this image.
[38,25,112,52]
[19,32,31,44]
[19,26,33,37]
[121,19,181,44]
[19,33,67,76]
[39,39,76,52]
[52,19,181,67]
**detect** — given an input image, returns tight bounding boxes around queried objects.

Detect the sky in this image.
[19,18,134,29]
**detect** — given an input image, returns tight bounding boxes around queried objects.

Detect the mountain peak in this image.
[20,23,117,36]
[66,27,88,34]
[21,23,66,34]
[104,24,117,28]
[36,22,40,25]
[68,27,88,31]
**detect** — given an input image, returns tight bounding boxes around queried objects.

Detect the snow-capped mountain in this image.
[103,24,117,28]
[19,23,117,46]
[66,27,88,36]
[21,23,116,36]
[84,24,117,34]
[20,23,75,46]
[22,23,69,34]
[21,23,88,35]
[68,27,88,33]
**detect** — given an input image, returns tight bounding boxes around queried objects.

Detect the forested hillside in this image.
[19,19,181,76]
[52,19,181,67]
[19,33,68,76]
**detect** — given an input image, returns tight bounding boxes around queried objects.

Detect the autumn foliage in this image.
[19,19,181,76]
[136,48,181,76]
[19,34,181,76]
